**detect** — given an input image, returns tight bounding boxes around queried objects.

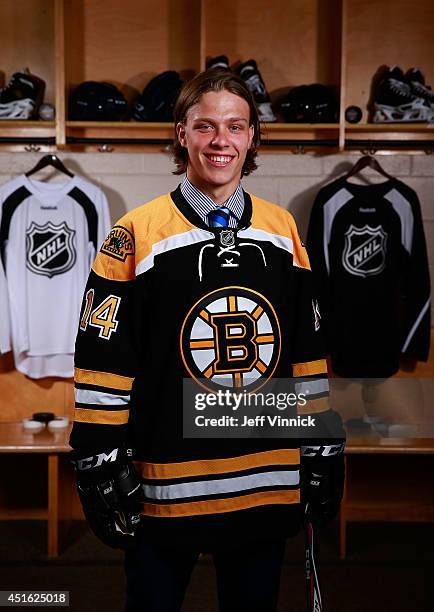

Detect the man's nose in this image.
[211,127,230,147]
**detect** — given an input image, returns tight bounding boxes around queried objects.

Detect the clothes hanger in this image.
[344,155,393,180]
[25,154,74,178]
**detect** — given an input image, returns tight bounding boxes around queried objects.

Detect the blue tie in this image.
[208,206,231,228]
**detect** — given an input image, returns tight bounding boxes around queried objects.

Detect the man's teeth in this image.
[208,155,232,163]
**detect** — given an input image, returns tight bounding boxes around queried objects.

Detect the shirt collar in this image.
[180,176,244,223]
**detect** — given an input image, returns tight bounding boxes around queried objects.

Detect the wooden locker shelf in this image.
[0,121,56,140]
[65,121,175,141]
[0,0,432,151]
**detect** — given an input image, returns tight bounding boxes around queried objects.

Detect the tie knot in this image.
[208,206,231,228]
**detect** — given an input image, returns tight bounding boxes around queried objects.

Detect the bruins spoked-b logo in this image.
[180,286,281,391]
[343,224,387,278]
[26,221,76,278]
[101,225,135,262]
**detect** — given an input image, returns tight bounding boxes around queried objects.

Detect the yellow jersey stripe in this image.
[74,367,134,391]
[73,407,129,425]
[292,359,328,377]
[136,448,300,480]
[141,489,300,517]
[297,396,330,415]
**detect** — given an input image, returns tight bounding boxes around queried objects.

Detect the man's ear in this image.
[176,122,187,148]
[248,124,254,149]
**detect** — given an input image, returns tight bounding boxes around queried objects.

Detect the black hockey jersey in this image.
[70,187,344,548]
[307,176,431,377]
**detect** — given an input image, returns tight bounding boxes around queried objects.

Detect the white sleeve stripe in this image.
[322,188,353,274]
[385,188,414,255]
[402,297,431,352]
[75,388,130,406]
[294,379,329,397]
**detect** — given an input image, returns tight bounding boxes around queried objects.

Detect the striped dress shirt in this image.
[180,176,244,228]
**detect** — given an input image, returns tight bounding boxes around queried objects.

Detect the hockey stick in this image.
[304,503,323,612]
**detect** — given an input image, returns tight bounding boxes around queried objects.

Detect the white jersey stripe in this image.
[142,469,300,501]
[238,228,294,257]
[135,228,212,276]
[136,227,295,276]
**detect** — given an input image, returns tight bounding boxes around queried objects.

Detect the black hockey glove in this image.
[301,443,345,527]
[70,447,143,549]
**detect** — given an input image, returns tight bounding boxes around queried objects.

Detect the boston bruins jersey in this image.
[307,176,431,377]
[70,187,344,548]
[0,175,110,378]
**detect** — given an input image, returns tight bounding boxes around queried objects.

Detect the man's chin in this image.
[204,168,238,186]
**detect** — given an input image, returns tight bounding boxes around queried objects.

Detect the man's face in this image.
[176,90,254,195]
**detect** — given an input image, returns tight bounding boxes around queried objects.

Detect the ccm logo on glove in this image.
[301,443,345,457]
[72,448,120,471]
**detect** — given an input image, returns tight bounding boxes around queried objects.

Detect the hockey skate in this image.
[238,59,276,122]
[206,55,231,71]
[406,68,434,116]
[0,68,45,120]
[372,65,431,123]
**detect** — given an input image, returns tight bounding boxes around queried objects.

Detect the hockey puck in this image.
[32,412,55,423]
[22,419,45,432]
[345,106,363,123]
[48,417,70,430]
[38,103,55,121]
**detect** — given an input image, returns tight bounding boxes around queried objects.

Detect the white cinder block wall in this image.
[0,151,433,318]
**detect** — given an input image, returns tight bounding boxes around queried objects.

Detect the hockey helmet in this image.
[69,81,128,121]
[278,84,339,123]
[133,71,183,122]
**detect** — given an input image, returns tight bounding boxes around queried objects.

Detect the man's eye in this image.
[230,125,243,132]
[197,124,213,131]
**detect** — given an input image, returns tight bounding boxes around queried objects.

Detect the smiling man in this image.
[70,69,345,612]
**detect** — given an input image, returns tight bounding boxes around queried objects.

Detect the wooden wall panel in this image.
[64,0,201,103]
[203,0,342,93]
[0,353,73,422]
[0,0,55,104]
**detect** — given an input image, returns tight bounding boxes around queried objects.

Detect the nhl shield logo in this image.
[26,221,76,278]
[220,229,235,247]
[343,224,387,278]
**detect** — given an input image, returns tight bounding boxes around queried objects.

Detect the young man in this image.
[70,70,345,612]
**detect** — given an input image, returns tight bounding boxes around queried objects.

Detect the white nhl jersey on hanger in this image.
[0,174,110,378]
